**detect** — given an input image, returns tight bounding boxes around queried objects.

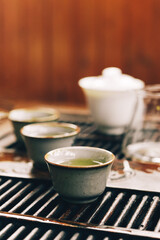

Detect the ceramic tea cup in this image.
[45,146,115,204]
[21,122,80,170]
[8,107,59,144]
[78,67,145,135]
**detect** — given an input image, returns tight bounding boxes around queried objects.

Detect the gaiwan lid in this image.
[79,67,145,92]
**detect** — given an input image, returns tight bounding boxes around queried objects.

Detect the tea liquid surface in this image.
[60,158,106,166]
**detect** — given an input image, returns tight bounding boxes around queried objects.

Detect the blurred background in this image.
[0,0,160,108]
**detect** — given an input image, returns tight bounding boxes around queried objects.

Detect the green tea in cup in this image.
[59,158,106,166]
[45,146,115,204]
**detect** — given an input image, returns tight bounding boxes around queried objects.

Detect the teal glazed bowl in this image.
[21,122,80,170]
[45,146,115,204]
[8,107,59,144]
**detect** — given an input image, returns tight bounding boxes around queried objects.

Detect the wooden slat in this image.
[0,0,160,106]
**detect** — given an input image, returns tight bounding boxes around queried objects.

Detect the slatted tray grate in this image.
[0,113,160,239]
[1,175,160,239]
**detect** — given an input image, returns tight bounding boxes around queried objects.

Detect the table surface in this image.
[0,103,160,240]
[0,103,159,193]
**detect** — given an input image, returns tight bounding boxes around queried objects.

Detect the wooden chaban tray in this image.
[0,111,160,239]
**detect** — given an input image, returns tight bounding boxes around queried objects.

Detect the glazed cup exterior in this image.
[21,123,80,170]
[9,107,59,144]
[45,146,115,204]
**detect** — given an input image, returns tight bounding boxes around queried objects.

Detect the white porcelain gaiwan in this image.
[45,146,115,204]
[78,67,145,135]
[21,122,80,170]
[8,107,59,144]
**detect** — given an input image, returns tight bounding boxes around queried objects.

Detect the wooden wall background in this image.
[0,0,160,107]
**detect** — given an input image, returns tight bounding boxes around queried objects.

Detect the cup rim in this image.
[45,146,115,169]
[21,122,80,139]
[8,107,59,123]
